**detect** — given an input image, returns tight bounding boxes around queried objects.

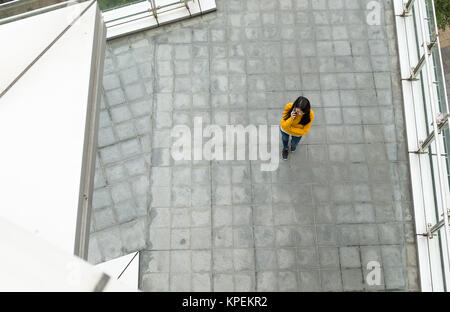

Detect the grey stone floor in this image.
[88,0,420,291]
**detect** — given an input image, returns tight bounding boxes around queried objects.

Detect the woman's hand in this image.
[291,111,297,120]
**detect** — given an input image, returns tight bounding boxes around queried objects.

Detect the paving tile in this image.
[254,226,275,248]
[234,273,255,292]
[378,223,403,245]
[384,267,407,290]
[381,245,405,268]
[298,270,321,292]
[340,247,361,269]
[105,89,126,107]
[192,250,211,273]
[192,273,211,292]
[148,228,170,250]
[120,218,146,253]
[277,248,297,270]
[256,272,278,292]
[342,269,365,291]
[233,226,254,248]
[213,249,233,272]
[99,145,122,165]
[213,274,234,292]
[113,200,137,224]
[104,163,127,184]
[96,226,123,261]
[233,248,254,271]
[191,227,212,249]
[92,187,113,210]
[142,273,169,291]
[170,273,191,291]
[93,207,116,231]
[278,271,298,292]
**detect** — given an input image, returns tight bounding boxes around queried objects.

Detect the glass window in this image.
[427,226,447,291]
[97,0,145,11]
[442,126,450,187]
[424,0,438,42]
[428,143,444,225]
[412,2,425,58]
[0,0,89,21]
[418,71,433,137]
[430,45,448,115]
[436,226,450,290]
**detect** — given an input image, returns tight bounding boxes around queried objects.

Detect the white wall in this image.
[0,1,100,255]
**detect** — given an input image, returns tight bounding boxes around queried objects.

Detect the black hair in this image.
[284,96,311,125]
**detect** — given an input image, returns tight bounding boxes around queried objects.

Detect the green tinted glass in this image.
[97,0,144,11]
[0,0,90,23]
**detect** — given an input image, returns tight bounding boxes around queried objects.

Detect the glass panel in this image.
[430,45,448,116]
[0,0,89,21]
[437,226,450,290]
[428,226,446,291]
[98,0,145,11]
[418,71,434,137]
[424,0,438,42]
[443,126,450,188]
[412,2,424,58]
[428,144,443,224]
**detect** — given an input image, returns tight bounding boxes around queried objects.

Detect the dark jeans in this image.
[281,129,302,149]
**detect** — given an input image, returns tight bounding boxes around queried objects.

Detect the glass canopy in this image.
[0,0,90,23]
[394,0,450,291]
[97,0,144,11]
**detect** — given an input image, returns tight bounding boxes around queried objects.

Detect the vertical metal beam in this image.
[74,2,106,260]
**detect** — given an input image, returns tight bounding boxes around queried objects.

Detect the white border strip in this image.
[103,0,216,40]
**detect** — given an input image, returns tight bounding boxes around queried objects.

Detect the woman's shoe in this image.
[282,148,289,160]
[291,146,296,153]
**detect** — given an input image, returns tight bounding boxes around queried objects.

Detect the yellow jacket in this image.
[280,103,314,137]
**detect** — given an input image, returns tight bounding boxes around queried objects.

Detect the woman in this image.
[280,96,314,160]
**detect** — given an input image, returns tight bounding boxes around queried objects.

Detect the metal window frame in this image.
[102,0,217,40]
